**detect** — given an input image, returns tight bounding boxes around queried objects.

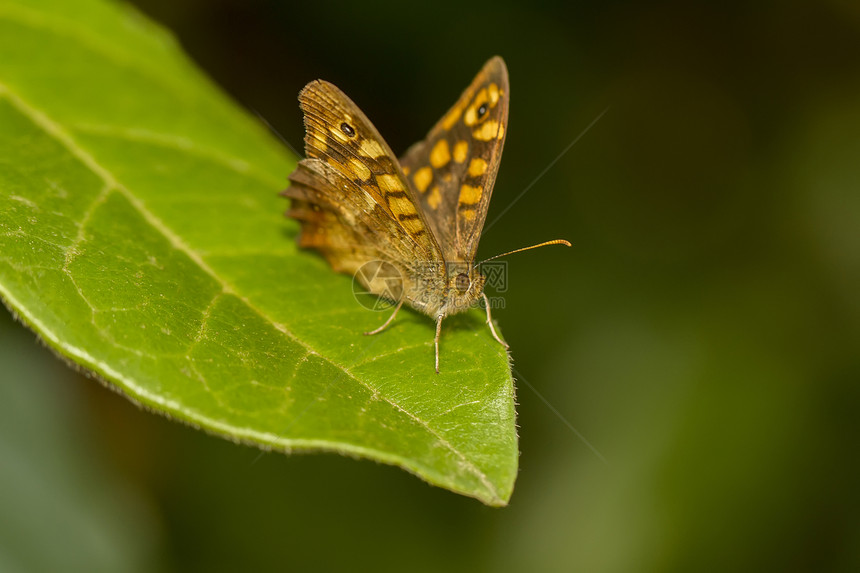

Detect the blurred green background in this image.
[2,0,859,570]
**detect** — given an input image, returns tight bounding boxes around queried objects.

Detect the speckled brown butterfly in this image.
[284,56,569,372]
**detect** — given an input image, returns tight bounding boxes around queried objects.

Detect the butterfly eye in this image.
[477,103,488,119]
[340,122,356,137]
[455,273,470,294]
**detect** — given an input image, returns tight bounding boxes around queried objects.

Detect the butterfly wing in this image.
[399,56,510,263]
[284,80,444,283]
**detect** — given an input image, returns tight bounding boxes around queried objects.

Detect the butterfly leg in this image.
[435,316,443,374]
[364,300,404,336]
[482,292,509,349]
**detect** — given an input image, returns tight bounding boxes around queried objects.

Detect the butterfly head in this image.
[441,264,487,316]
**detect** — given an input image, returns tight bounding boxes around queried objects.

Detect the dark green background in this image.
[2,0,858,570]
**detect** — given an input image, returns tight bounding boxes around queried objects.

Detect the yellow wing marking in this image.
[428,186,442,209]
[453,140,469,163]
[360,138,387,158]
[472,120,500,141]
[413,166,433,193]
[430,139,451,168]
[468,158,488,177]
[442,102,465,130]
[459,184,483,205]
[488,83,500,105]
[348,157,372,181]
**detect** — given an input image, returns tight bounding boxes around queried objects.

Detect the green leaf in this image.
[0,0,517,505]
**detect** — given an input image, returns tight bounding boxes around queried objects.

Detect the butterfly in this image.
[283,56,569,372]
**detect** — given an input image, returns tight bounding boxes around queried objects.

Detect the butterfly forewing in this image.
[284,80,444,275]
[399,56,510,263]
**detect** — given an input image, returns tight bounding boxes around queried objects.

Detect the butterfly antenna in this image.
[477,239,571,267]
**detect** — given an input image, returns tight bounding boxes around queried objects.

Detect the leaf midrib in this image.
[0,81,502,503]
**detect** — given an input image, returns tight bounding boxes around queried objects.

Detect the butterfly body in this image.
[284,57,513,371]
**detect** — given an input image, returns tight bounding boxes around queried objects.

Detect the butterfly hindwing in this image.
[399,56,510,263]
